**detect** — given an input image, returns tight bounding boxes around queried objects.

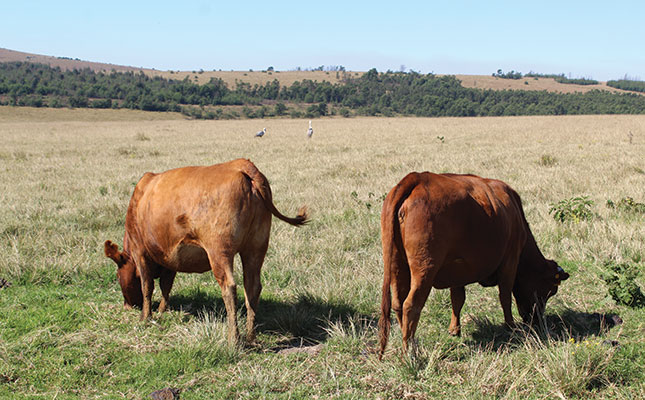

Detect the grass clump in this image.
[538,154,558,167]
[135,132,151,141]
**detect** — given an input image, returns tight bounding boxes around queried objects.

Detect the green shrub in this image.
[549,196,594,223]
[601,261,645,307]
[606,197,645,214]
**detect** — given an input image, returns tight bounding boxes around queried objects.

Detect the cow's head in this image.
[513,259,569,322]
[104,240,143,309]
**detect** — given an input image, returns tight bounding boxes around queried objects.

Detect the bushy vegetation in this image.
[601,261,645,308]
[554,76,599,85]
[549,196,595,223]
[606,196,645,214]
[492,69,523,79]
[1,62,645,119]
[606,79,645,93]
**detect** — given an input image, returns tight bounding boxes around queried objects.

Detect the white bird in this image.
[255,127,266,137]
[307,120,313,138]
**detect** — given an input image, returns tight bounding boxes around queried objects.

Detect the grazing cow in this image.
[378,172,568,358]
[104,159,308,344]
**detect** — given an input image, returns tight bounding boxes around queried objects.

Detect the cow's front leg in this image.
[498,273,516,329]
[136,255,154,320]
[158,268,177,313]
[449,286,465,336]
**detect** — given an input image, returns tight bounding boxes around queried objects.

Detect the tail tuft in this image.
[293,205,309,226]
[378,282,392,360]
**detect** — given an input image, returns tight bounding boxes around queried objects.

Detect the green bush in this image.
[601,261,645,307]
[606,197,645,214]
[549,196,594,223]
[274,102,287,116]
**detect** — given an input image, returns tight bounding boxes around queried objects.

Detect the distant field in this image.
[455,74,629,94]
[147,69,361,86]
[1,107,644,398]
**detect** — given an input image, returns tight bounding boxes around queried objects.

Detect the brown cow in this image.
[378,172,568,358]
[104,159,308,344]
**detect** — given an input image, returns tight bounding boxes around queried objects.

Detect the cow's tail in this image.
[378,173,419,359]
[240,160,309,226]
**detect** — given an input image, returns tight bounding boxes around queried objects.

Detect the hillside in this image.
[0,47,629,94]
[0,47,142,73]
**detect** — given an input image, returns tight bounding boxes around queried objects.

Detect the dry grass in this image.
[0,107,643,398]
[147,69,359,86]
[455,74,631,94]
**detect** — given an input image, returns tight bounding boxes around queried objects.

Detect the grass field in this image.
[1,107,644,399]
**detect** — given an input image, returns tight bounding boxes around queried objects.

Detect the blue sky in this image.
[2,1,643,81]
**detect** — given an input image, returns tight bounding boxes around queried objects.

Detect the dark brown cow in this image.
[104,159,308,344]
[378,172,568,358]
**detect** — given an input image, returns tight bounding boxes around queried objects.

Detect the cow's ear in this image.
[104,240,125,266]
[554,265,569,281]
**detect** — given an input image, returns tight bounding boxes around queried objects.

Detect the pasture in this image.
[0,107,644,399]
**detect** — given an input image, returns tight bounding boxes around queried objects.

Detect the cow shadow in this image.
[465,308,623,351]
[167,289,374,350]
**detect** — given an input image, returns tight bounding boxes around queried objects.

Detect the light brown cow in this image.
[378,172,568,358]
[105,159,308,344]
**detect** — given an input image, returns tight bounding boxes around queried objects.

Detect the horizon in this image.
[2,1,644,81]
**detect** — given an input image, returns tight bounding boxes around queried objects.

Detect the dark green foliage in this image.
[554,77,598,85]
[549,196,595,223]
[601,261,645,308]
[2,62,645,118]
[493,69,523,79]
[274,102,287,116]
[607,80,645,93]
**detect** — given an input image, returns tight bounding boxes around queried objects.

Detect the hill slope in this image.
[0,47,630,94]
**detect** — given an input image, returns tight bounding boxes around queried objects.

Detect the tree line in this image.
[607,79,645,93]
[1,62,644,118]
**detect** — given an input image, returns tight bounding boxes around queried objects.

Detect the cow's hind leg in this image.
[449,286,466,336]
[401,261,438,355]
[240,245,267,344]
[205,249,239,345]
[391,267,410,330]
[158,268,177,313]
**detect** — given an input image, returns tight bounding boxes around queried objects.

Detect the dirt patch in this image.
[149,387,181,400]
[277,343,324,356]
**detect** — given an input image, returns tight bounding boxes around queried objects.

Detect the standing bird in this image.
[255,127,266,137]
[306,120,313,138]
